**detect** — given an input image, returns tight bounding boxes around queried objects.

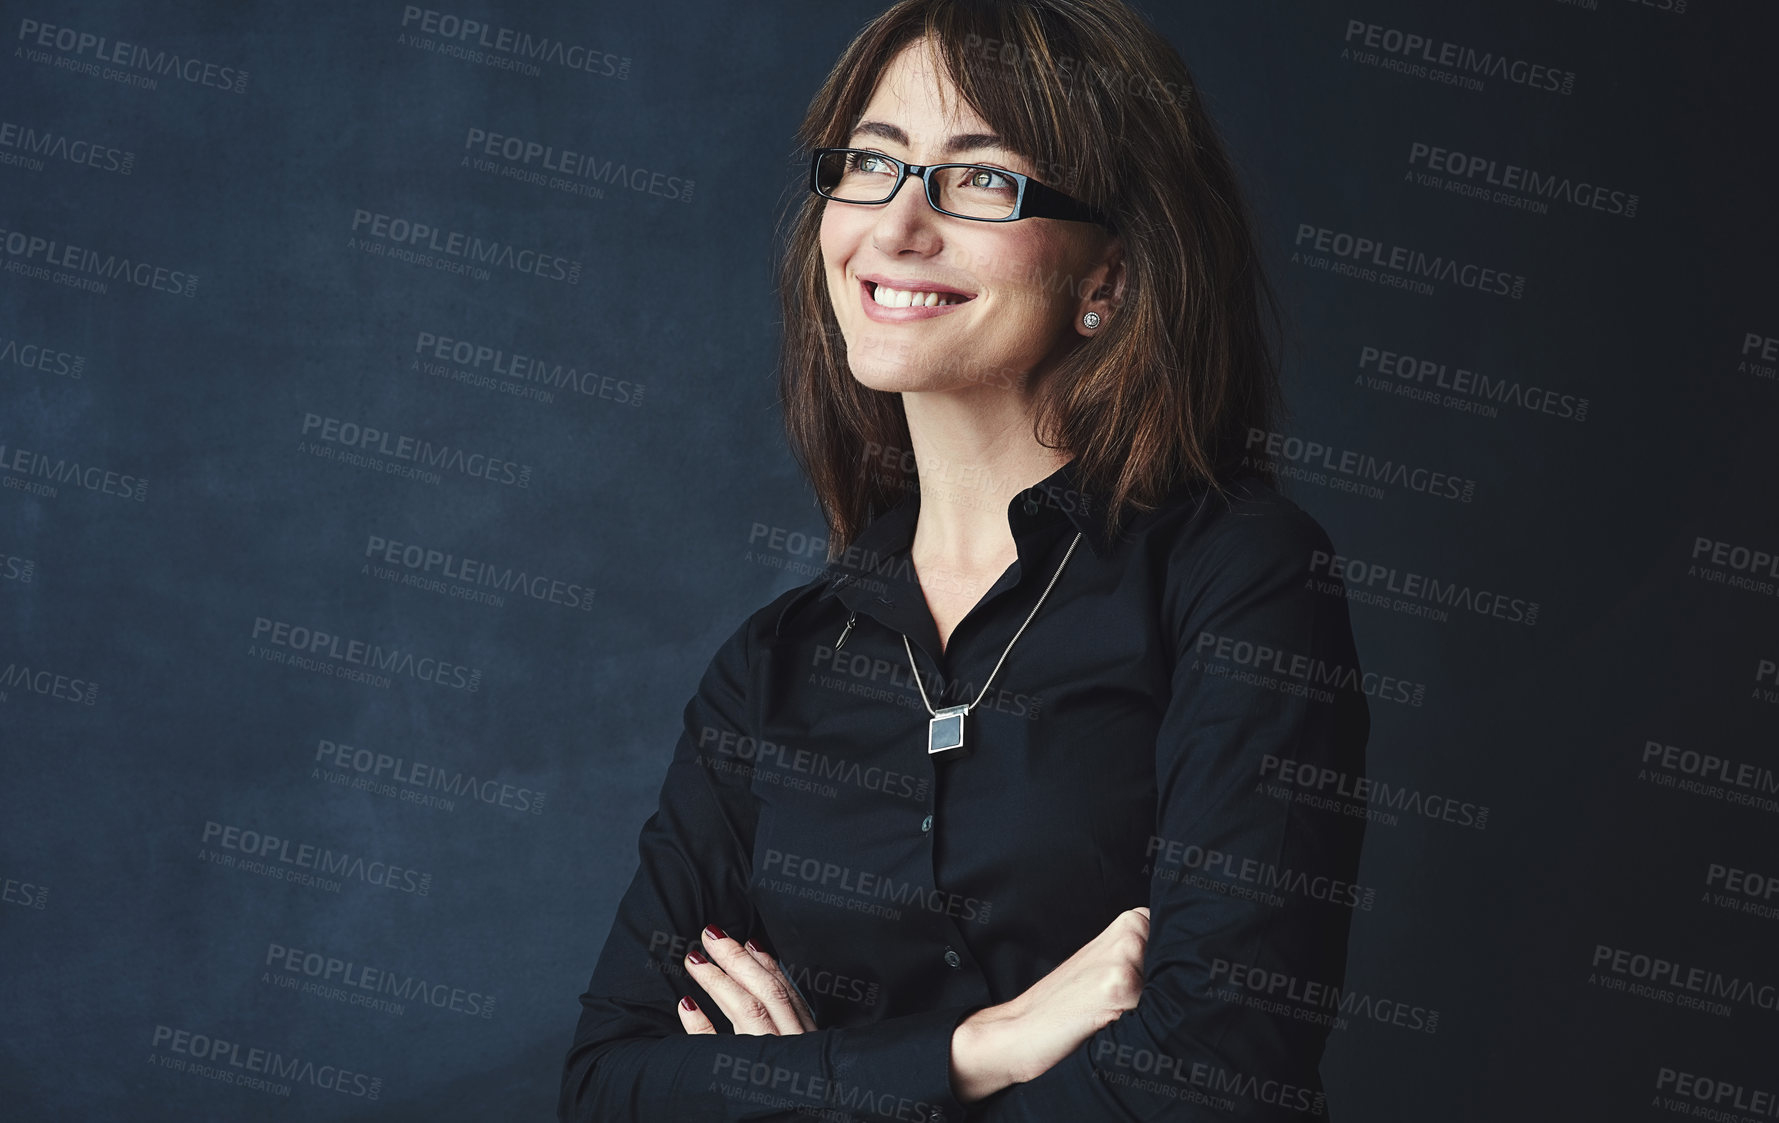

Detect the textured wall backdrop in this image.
[2,1,1775,1120]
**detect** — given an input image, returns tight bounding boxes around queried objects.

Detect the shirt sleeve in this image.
[557,606,982,1123]
[959,501,1372,1121]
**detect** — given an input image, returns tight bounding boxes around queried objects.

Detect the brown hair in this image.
[775,0,1286,556]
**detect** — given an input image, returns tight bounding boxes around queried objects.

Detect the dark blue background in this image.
[3,1,1774,1118]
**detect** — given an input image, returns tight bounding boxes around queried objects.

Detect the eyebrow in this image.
[848,119,1005,155]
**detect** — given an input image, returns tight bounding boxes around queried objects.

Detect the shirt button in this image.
[944,947,961,968]
[921,813,933,833]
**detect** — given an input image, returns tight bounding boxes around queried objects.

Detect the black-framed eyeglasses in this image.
[809,147,1112,228]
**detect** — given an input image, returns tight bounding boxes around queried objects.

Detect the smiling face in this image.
[819,36,1120,399]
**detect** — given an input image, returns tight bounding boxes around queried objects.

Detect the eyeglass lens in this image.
[815,149,1018,220]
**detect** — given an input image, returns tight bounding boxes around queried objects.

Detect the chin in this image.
[845,358,925,394]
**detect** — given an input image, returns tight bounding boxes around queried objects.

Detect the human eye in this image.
[954,165,1018,196]
[848,150,898,177]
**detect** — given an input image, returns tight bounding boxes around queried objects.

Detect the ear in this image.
[1075,234,1125,337]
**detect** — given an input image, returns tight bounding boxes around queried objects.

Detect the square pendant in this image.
[928,704,970,760]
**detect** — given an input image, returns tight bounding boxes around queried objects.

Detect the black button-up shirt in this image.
[559,457,1370,1122]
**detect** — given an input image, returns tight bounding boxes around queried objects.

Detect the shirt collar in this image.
[773,457,1111,639]
[855,453,1103,564]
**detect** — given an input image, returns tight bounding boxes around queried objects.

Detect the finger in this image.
[747,946,814,1032]
[676,994,715,1034]
[701,926,808,1036]
[683,946,778,1035]
[702,927,808,1035]
[746,938,817,1032]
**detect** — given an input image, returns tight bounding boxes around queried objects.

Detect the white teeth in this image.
[871,284,964,308]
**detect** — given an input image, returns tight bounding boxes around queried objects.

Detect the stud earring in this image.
[1082,311,1101,329]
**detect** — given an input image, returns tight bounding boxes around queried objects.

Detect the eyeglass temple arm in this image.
[1019,175,1111,228]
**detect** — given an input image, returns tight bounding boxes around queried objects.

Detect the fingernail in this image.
[681,995,698,1012]
[745,938,770,956]
[704,925,727,942]
[686,948,707,965]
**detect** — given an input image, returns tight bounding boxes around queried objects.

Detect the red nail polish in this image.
[704,925,727,942]
[686,948,707,965]
[745,938,770,956]
[681,996,698,1012]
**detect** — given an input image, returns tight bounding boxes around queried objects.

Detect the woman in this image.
[559,2,1369,1120]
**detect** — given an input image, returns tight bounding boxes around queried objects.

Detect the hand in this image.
[676,925,818,1036]
[951,906,1150,1103]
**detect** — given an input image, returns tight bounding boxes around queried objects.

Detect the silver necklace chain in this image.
[902,531,1083,717]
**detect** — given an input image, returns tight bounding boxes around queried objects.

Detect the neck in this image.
[900,386,1070,571]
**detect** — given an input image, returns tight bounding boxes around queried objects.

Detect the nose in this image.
[870,166,942,253]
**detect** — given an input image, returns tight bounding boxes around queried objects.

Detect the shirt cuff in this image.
[830,1002,983,1123]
